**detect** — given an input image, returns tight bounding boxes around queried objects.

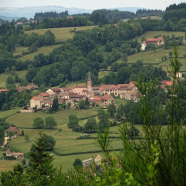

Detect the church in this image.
[73,72,95,99]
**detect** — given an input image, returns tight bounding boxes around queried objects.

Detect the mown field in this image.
[25,26,96,42]
[0,108,21,119]
[123,16,162,22]
[0,70,27,88]
[4,107,125,172]
[116,45,186,65]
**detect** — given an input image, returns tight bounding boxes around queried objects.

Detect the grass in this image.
[0,108,21,119]
[137,31,185,41]
[13,46,29,57]
[18,44,62,61]
[98,71,113,79]
[7,108,98,128]
[123,16,162,22]
[116,45,186,65]
[114,98,127,106]
[0,70,27,88]
[25,26,96,42]
[0,160,20,172]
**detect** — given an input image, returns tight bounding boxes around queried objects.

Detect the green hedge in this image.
[79,114,98,120]
[5,156,16,160]
[53,148,123,156]
[76,136,119,140]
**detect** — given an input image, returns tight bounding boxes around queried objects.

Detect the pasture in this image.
[0,70,27,88]
[18,44,62,61]
[0,108,21,119]
[25,26,96,42]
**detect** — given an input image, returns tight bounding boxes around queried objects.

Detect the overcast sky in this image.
[0,0,184,10]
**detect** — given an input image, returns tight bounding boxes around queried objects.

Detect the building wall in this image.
[141,44,146,50]
[74,88,87,95]
[30,100,41,108]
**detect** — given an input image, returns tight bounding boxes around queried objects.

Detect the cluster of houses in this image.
[6,149,24,159]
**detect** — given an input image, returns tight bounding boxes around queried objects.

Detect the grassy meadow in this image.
[18,44,62,61]
[0,108,21,119]
[0,70,27,88]
[25,26,96,42]
[4,106,125,172]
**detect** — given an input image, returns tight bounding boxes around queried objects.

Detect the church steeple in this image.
[87,71,92,91]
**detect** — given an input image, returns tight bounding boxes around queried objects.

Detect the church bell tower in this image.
[87,71,92,91]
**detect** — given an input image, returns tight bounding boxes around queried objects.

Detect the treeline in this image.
[136,9,163,17]
[163,2,186,21]
[34,10,68,20]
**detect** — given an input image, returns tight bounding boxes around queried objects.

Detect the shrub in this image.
[45,116,57,129]
[33,117,44,129]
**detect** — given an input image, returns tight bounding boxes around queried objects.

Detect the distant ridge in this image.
[0,16,21,22]
[0,6,147,21]
[109,7,146,13]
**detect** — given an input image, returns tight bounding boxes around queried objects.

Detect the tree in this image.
[11,66,16,76]
[25,134,29,142]
[122,53,128,63]
[150,44,156,53]
[67,114,79,128]
[73,158,83,169]
[71,66,79,81]
[43,134,56,150]
[169,51,173,57]
[5,67,10,74]
[84,118,97,133]
[116,104,125,120]
[0,126,5,146]
[107,103,116,118]
[52,97,59,111]
[141,36,146,42]
[98,109,109,132]
[28,131,54,177]
[2,103,8,111]
[45,116,57,129]
[92,102,96,107]
[8,130,14,139]
[33,117,44,129]
[6,76,16,90]
[67,102,71,109]
[85,97,89,108]
[21,130,24,136]
[79,99,85,109]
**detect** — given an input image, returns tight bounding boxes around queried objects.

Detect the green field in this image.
[3,106,125,172]
[18,44,62,61]
[13,46,29,57]
[116,45,186,66]
[123,16,162,22]
[25,26,96,42]
[0,108,21,119]
[0,70,27,88]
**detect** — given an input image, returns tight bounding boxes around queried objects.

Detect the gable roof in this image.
[146,38,158,42]
[142,41,146,44]
[93,96,102,101]
[52,88,61,92]
[6,149,11,154]
[74,86,87,88]
[101,94,112,100]
[0,89,8,92]
[161,80,173,86]
[40,92,49,97]
[6,127,19,133]
[31,96,40,101]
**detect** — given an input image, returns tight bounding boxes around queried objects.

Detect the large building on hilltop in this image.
[141,36,164,50]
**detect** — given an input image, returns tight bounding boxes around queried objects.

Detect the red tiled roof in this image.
[129,81,137,85]
[161,80,173,86]
[74,86,87,88]
[11,153,24,156]
[6,127,19,132]
[52,88,61,92]
[93,96,102,101]
[101,94,111,100]
[31,96,40,101]
[0,89,8,92]
[146,38,158,42]
[82,90,87,92]
[157,36,164,40]
[40,92,49,97]
[142,41,146,44]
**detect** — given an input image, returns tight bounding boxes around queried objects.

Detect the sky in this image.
[0,0,184,10]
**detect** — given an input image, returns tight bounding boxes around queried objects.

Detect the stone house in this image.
[60,87,73,92]
[6,127,19,137]
[73,86,87,95]
[46,89,56,99]
[123,91,140,101]
[30,96,41,108]
[101,94,114,106]
[37,92,51,104]
[93,96,102,105]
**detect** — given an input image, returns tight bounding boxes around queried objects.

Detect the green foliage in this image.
[8,129,14,139]
[107,103,116,118]
[33,117,44,129]
[67,102,71,109]
[79,99,85,109]
[6,76,16,90]
[45,116,57,129]
[98,109,109,132]
[43,134,56,150]
[25,134,29,142]
[67,114,79,128]
[73,158,83,169]
[52,96,59,111]
[84,117,97,133]
[0,125,5,146]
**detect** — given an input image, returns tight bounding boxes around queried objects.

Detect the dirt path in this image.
[1,137,9,148]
